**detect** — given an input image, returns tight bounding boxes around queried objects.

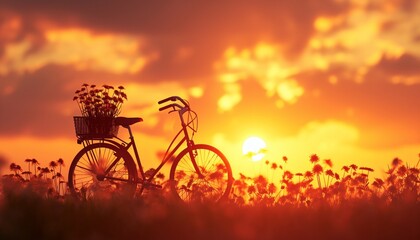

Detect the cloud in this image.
[303,0,420,84]
[206,63,420,150]
[211,0,420,112]
[0,0,419,172]
[215,43,306,111]
[0,64,203,139]
[372,53,420,85]
[0,65,77,137]
[0,28,156,75]
[217,82,242,112]
[0,1,351,80]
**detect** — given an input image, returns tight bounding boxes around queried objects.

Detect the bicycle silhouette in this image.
[68,96,233,202]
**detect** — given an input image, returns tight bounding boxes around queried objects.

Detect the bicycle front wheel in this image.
[170,144,233,203]
[68,143,137,200]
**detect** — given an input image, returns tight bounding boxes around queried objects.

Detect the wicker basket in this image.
[73,116,118,139]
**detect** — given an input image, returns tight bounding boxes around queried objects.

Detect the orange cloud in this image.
[215,43,305,112]
[0,28,156,75]
[304,0,420,84]
[0,12,21,41]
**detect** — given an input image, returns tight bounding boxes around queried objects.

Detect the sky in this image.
[0,0,419,179]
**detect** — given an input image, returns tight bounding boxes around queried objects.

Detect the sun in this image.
[242,136,267,162]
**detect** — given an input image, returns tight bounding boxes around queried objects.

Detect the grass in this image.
[0,155,419,240]
[0,189,418,240]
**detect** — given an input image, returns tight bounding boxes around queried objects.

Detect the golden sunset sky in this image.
[0,0,419,179]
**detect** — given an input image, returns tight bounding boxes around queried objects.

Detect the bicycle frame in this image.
[82,105,201,186]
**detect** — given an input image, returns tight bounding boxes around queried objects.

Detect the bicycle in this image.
[68,96,233,202]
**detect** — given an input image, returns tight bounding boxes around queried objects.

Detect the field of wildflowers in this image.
[231,154,419,207]
[0,154,419,239]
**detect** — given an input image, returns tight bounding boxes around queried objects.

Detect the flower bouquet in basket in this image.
[73,84,127,139]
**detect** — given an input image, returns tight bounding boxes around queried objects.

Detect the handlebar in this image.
[158,96,177,104]
[158,96,188,107]
[158,96,189,112]
[158,103,183,112]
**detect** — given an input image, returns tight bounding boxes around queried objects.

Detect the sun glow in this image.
[242,137,267,162]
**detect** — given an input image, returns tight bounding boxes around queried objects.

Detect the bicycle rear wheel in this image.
[68,143,137,200]
[170,144,233,203]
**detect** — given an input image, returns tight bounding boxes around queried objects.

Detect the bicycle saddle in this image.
[115,117,143,128]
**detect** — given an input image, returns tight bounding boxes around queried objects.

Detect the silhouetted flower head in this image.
[372,178,384,188]
[334,173,340,180]
[324,159,333,168]
[397,165,407,176]
[410,167,419,175]
[304,171,313,179]
[310,154,319,164]
[312,164,323,174]
[49,161,57,168]
[392,157,403,168]
[254,175,268,186]
[326,169,334,177]
[57,158,65,166]
[283,171,293,180]
[271,163,278,170]
[360,167,374,172]
[342,166,350,173]
[247,185,256,195]
[350,164,358,171]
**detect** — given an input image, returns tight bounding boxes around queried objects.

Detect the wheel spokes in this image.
[70,144,136,199]
[173,147,231,202]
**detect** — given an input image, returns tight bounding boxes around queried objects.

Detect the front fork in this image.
[187,140,204,178]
